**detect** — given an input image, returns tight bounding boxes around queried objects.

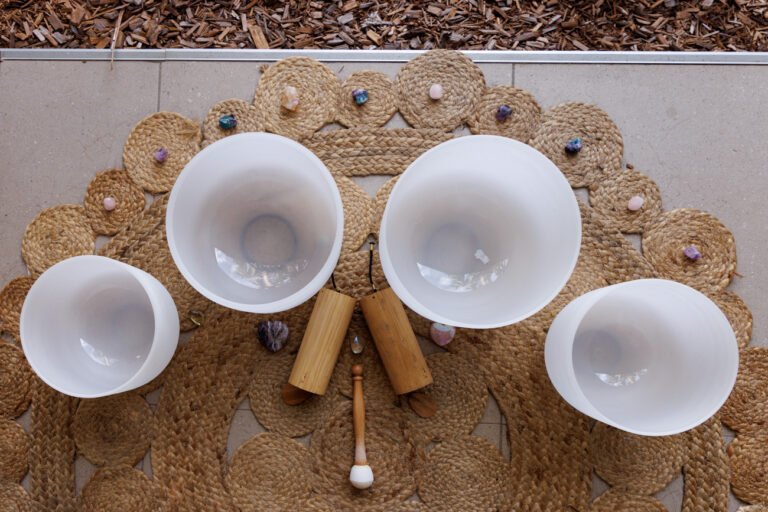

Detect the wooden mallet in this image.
[349,364,374,489]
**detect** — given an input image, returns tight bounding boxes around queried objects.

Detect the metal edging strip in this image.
[2,48,768,64]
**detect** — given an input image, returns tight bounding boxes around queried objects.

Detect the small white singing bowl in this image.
[379,135,581,329]
[166,133,344,313]
[545,279,739,436]
[20,255,179,398]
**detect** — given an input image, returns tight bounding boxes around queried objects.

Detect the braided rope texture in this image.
[0,50,751,511]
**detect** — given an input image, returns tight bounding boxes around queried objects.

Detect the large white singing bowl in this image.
[20,256,179,398]
[545,279,739,436]
[166,133,343,313]
[379,135,581,329]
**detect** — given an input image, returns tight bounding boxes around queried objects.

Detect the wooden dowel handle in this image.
[352,364,367,466]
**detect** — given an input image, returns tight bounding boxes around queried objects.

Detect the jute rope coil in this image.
[468,323,592,511]
[29,379,77,512]
[336,176,375,254]
[311,401,421,511]
[590,422,685,495]
[0,343,34,418]
[738,506,768,512]
[0,276,34,343]
[123,112,202,194]
[404,352,488,443]
[77,465,168,512]
[336,71,398,128]
[248,351,341,438]
[418,435,511,512]
[202,99,263,147]
[83,169,146,236]
[590,489,667,511]
[0,418,30,482]
[100,194,214,332]
[21,204,95,276]
[332,250,387,300]
[151,310,262,511]
[682,418,729,512]
[395,49,485,131]
[467,86,542,142]
[529,102,623,188]
[0,482,42,512]
[589,167,663,233]
[301,128,452,177]
[225,432,313,512]
[254,57,339,140]
[720,347,768,431]
[709,289,753,349]
[643,208,737,292]
[73,392,153,467]
[370,175,399,238]
[728,430,768,504]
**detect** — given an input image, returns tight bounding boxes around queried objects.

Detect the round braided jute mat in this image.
[643,208,737,291]
[336,175,374,253]
[21,204,95,276]
[418,435,511,512]
[248,351,341,438]
[225,432,313,512]
[728,430,768,504]
[0,343,33,418]
[710,289,754,350]
[83,169,146,236]
[336,71,398,128]
[404,352,488,443]
[529,102,623,188]
[311,401,421,510]
[0,418,29,482]
[395,49,485,131]
[590,422,685,495]
[72,393,152,467]
[589,167,663,233]
[0,276,34,343]
[1,50,757,511]
[77,466,167,512]
[590,489,667,511]
[739,507,768,512]
[123,112,202,194]
[467,85,542,142]
[253,57,339,140]
[202,98,263,147]
[720,347,768,431]
[0,482,42,512]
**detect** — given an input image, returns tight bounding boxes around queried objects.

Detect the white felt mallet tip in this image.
[349,464,374,489]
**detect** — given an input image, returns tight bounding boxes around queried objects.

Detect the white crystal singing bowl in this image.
[166,133,344,313]
[20,255,179,398]
[379,135,581,329]
[545,279,738,436]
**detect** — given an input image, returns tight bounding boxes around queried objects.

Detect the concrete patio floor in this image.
[1,54,765,511]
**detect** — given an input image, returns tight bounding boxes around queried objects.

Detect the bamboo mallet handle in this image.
[349,364,374,489]
[352,364,367,465]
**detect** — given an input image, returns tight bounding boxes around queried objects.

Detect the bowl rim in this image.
[20,255,165,398]
[165,132,344,313]
[378,134,582,329]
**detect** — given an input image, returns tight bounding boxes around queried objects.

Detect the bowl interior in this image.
[21,258,155,397]
[167,133,342,312]
[572,281,738,435]
[380,135,581,328]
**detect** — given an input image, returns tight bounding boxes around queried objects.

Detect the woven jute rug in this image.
[1,50,765,512]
